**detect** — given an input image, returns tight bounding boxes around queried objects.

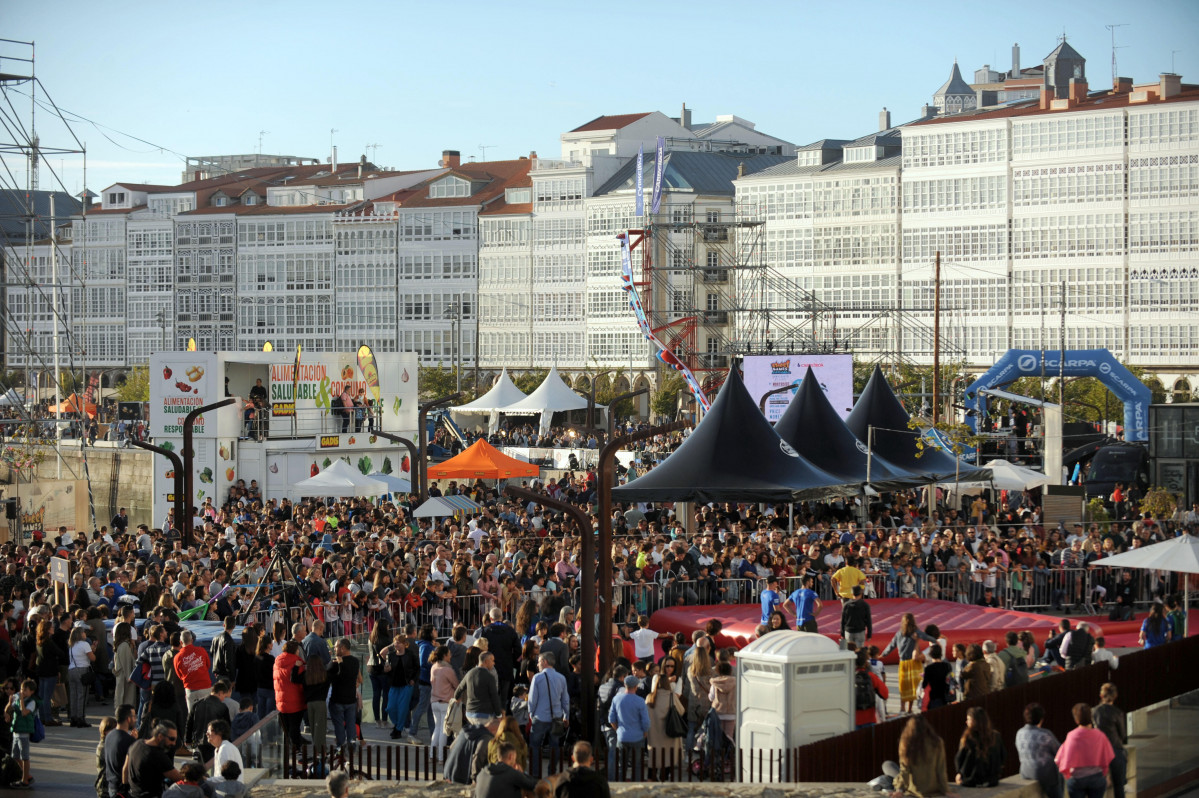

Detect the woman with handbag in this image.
[646,657,685,778]
[429,645,458,753]
[111,621,138,713]
[66,625,96,728]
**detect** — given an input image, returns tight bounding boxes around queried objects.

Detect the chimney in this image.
[736,162,745,179]
[1160,73,1182,99]
[529,151,537,160]
[1011,43,1020,76]
[1039,86,1053,110]
[920,103,938,119]
[332,145,338,172]
[1068,77,1088,102]
[440,149,461,168]
[194,170,202,181]
[681,102,692,130]
[1113,76,1133,93]
[879,107,891,131]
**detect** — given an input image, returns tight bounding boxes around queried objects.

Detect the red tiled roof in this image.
[479,202,531,216]
[109,183,173,192]
[569,113,651,133]
[914,84,1199,126]
[398,159,533,209]
[86,205,145,215]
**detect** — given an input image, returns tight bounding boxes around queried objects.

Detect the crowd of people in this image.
[0,421,1194,794]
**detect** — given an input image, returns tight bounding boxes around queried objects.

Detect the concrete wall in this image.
[2,444,156,529]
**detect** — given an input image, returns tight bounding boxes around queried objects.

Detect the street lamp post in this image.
[419,393,461,502]
[182,398,235,546]
[372,431,419,494]
[597,420,690,679]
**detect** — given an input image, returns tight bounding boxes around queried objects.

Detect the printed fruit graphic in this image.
[226,468,235,482]
[369,435,377,444]
[175,381,192,393]
[165,470,175,479]
[197,489,205,500]
[199,467,213,484]
[219,445,229,460]
[310,463,319,477]
[401,368,409,383]
[322,457,332,469]
[348,436,356,445]
[163,366,173,379]
[269,462,279,474]
[341,365,354,381]
[186,366,204,381]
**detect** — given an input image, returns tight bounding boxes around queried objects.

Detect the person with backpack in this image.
[997,631,1029,687]
[5,678,38,788]
[854,650,887,729]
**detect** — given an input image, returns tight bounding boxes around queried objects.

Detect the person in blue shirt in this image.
[608,675,651,780]
[527,652,569,778]
[759,575,783,624]
[782,574,823,633]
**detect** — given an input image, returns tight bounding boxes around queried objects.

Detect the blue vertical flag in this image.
[634,144,644,217]
[650,136,665,215]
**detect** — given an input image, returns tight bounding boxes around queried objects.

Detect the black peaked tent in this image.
[612,368,844,503]
[845,366,989,483]
[774,367,926,493]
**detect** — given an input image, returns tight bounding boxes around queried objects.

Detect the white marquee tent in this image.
[450,368,528,434]
[288,459,389,499]
[1092,534,1199,637]
[500,365,600,435]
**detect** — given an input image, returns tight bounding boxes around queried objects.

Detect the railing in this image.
[792,633,1199,783]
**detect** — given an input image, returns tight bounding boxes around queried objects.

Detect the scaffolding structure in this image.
[633,202,966,393]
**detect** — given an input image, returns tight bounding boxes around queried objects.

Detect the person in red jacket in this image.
[273,640,307,746]
[174,630,214,711]
[855,649,888,728]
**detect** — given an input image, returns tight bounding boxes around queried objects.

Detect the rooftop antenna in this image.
[257,130,268,155]
[365,143,381,163]
[1106,23,1128,84]
[479,144,495,161]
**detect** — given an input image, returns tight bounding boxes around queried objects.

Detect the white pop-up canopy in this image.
[367,471,412,496]
[450,368,528,434]
[500,365,599,435]
[288,459,389,499]
[0,388,23,407]
[938,459,1052,492]
[1092,534,1199,637]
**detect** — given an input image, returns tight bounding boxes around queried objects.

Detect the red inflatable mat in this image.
[649,598,1157,663]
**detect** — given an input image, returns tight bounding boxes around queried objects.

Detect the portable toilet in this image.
[735,631,855,781]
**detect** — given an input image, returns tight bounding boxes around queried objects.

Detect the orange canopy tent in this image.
[427,439,539,480]
[51,393,98,419]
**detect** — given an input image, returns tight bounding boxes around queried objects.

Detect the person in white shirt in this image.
[207,719,244,780]
[1090,636,1119,670]
[629,615,663,664]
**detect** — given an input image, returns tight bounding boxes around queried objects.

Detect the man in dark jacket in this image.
[444,717,500,785]
[840,586,872,648]
[209,616,237,686]
[474,742,540,798]
[555,741,611,798]
[479,609,521,702]
[540,624,570,679]
[185,681,232,755]
[454,652,503,724]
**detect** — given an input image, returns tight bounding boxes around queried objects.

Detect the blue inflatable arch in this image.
[964,348,1151,442]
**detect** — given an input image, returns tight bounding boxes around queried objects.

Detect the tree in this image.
[651,372,687,418]
[58,370,83,395]
[1139,486,1178,521]
[511,369,549,395]
[417,363,458,401]
[114,366,150,402]
[0,370,24,390]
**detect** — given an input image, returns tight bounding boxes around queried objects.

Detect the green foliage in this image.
[511,369,549,394]
[907,417,984,459]
[0,370,24,390]
[114,366,150,402]
[651,372,688,418]
[1139,486,1178,520]
[381,456,393,475]
[58,370,83,395]
[418,363,460,402]
[357,455,372,475]
[1086,497,1112,530]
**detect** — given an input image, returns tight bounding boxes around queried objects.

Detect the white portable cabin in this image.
[735,631,855,781]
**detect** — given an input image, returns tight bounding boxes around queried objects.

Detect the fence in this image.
[792,633,1199,783]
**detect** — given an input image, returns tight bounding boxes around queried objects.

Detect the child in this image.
[207,761,247,798]
[951,643,968,699]
[231,697,260,764]
[867,646,887,722]
[96,716,117,798]
[164,761,208,798]
[6,678,37,788]
[509,685,530,738]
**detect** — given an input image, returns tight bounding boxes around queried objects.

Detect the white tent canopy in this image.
[413,495,482,518]
[0,388,23,407]
[1091,534,1199,638]
[939,459,1052,492]
[500,365,599,435]
[288,459,389,499]
[367,471,412,495]
[450,368,528,434]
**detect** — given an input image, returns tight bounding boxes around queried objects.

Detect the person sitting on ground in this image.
[163,762,210,798]
[1015,702,1062,798]
[887,714,953,797]
[474,741,541,798]
[206,761,246,798]
[954,707,1006,788]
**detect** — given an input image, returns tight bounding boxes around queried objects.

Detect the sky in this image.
[4,0,1198,197]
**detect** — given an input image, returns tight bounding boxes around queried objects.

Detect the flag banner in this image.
[357,344,382,405]
[293,345,302,404]
[619,235,710,411]
[186,338,196,352]
[263,342,273,352]
[650,136,665,215]
[83,371,100,405]
[635,144,644,217]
